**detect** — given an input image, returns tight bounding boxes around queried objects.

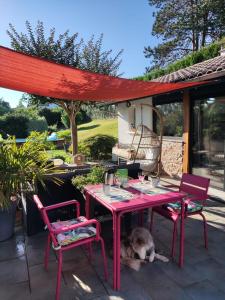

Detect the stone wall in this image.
[161,137,183,178]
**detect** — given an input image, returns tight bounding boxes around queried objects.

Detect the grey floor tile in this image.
[0,282,31,300]
[131,263,190,300]
[0,255,28,284]
[26,244,56,267]
[29,261,64,295]
[62,258,107,300]
[184,279,225,300]
[0,238,25,261]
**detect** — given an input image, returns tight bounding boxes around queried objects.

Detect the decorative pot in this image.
[0,201,17,242]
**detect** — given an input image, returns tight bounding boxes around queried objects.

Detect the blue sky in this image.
[0,0,157,107]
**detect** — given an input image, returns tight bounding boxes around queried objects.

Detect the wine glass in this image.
[138,171,145,183]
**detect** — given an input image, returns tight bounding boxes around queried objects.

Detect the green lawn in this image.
[48,118,118,162]
[78,118,118,141]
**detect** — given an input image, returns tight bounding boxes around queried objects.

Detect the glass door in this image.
[192,97,225,190]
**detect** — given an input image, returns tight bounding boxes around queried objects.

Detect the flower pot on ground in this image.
[0,199,17,241]
[0,135,61,241]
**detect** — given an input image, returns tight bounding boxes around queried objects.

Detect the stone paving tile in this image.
[62,245,86,261]
[29,261,65,297]
[157,261,201,288]
[131,263,191,300]
[63,269,107,299]
[184,279,225,300]
[0,282,31,300]
[0,237,25,261]
[26,231,48,247]
[0,255,28,285]
[26,244,56,267]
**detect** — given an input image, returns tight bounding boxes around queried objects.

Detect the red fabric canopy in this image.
[0,46,207,103]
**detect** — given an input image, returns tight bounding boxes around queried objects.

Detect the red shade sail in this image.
[0,46,207,103]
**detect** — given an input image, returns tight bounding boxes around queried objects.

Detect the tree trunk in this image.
[70,116,78,156]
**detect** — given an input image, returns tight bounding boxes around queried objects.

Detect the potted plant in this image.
[0,135,60,241]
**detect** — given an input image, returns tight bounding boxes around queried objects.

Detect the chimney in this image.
[220,43,225,56]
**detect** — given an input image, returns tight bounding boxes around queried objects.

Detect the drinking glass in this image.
[138,171,145,183]
[103,184,110,195]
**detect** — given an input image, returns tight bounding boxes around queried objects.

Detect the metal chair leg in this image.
[171,221,177,258]
[200,212,208,249]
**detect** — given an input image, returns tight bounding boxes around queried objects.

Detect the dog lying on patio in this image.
[121,227,169,271]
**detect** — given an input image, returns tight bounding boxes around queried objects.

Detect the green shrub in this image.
[72,166,105,191]
[47,150,72,163]
[39,107,63,128]
[27,117,48,133]
[78,134,117,160]
[27,131,55,151]
[0,114,29,138]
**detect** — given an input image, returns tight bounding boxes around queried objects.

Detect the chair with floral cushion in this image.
[150,173,210,258]
[33,195,108,300]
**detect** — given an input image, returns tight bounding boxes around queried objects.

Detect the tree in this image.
[7,21,123,155]
[145,0,225,70]
[0,98,11,116]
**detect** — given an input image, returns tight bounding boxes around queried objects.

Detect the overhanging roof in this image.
[0,46,208,103]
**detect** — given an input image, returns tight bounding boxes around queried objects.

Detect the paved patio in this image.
[1,198,225,300]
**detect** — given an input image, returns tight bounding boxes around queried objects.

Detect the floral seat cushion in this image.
[51,216,96,246]
[163,201,203,214]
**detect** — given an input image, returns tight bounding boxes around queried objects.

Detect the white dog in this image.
[121,227,169,271]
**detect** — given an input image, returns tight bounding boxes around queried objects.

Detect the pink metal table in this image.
[84,180,185,290]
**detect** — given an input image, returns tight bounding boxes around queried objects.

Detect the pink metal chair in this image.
[150,173,210,258]
[33,195,108,300]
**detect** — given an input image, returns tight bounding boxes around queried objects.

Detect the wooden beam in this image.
[183,90,190,173]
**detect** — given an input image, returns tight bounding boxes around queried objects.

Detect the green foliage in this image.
[47,150,72,163]
[83,104,117,119]
[0,114,29,138]
[27,117,48,133]
[57,129,71,142]
[0,105,48,137]
[61,111,70,129]
[47,124,58,132]
[0,98,11,116]
[61,109,92,129]
[0,136,61,208]
[156,103,183,137]
[39,107,63,128]
[138,39,223,81]
[72,166,105,191]
[205,100,225,140]
[77,134,117,160]
[27,131,55,151]
[145,0,225,69]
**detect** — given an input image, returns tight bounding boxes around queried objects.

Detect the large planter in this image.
[0,201,17,242]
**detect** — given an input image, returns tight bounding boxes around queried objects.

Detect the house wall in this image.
[161,137,183,178]
[117,97,153,145]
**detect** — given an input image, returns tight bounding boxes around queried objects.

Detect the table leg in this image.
[85,192,90,219]
[116,213,121,290]
[179,198,185,267]
[113,213,117,289]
